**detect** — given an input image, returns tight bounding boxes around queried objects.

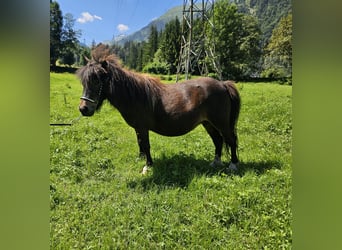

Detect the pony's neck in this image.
[106,66,159,112]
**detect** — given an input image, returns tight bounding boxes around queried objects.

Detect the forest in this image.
[50,0,292,82]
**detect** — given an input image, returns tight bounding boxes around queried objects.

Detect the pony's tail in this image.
[225,81,241,131]
[224,81,241,163]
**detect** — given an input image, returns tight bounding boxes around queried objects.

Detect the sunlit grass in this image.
[50,72,292,249]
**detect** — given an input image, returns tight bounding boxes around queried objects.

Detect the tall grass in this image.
[50,72,292,249]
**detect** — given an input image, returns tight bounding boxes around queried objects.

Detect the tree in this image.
[59,13,81,66]
[148,25,159,59]
[262,13,292,80]
[50,1,83,67]
[135,42,145,71]
[50,0,63,67]
[125,41,139,69]
[208,1,262,79]
[159,17,181,74]
[78,45,91,66]
[143,25,159,64]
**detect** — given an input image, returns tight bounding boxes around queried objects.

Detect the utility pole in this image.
[176,0,221,81]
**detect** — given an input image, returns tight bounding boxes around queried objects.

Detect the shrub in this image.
[142,61,170,75]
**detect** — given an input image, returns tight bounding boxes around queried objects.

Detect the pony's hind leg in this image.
[202,121,224,167]
[223,130,239,171]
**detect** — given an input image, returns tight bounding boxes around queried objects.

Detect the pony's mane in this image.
[90,44,162,84]
[79,43,165,109]
[106,62,165,108]
[91,44,121,68]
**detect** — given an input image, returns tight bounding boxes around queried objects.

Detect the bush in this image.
[261,67,287,79]
[160,75,173,81]
[142,61,170,75]
[207,72,219,79]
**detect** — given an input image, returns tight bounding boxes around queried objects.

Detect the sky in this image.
[57,0,184,46]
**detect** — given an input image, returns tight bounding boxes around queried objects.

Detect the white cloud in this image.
[117,24,129,32]
[77,12,102,24]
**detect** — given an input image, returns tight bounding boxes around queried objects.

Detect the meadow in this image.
[50,72,292,249]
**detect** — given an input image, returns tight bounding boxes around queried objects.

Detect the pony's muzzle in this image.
[79,105,90,116]
[79,99,96,116]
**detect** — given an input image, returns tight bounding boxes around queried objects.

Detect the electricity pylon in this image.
[176,0,221,81]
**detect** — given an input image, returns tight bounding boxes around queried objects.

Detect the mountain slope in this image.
[111,0,291,46]
[232,0,292,44]
[113,6,183,45]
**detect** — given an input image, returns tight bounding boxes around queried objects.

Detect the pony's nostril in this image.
[79,105,88,115]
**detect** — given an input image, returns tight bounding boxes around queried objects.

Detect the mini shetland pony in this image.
[77,44,240,174]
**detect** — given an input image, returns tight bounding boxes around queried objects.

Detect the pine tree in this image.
[136,42,144,71]
[50,0,63,67]
[60,13,81,66]
[160,17,181,74]
[126,41,139,69]
[143,25,159,64]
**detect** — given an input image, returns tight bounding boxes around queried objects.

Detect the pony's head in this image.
[77,44,112,116]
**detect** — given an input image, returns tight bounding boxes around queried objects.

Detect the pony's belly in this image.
[151,127,195,137]
[151,120,201,137]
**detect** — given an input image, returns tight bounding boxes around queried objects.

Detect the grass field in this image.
[50,72,292,249]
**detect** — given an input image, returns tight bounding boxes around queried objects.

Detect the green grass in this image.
[50,72,292,249]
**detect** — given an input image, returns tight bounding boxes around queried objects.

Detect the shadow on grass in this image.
[237,160,283,176]
[50,66,78,74]
[127,153,282,191]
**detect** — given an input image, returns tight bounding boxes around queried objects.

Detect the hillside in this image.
[110,0,291,47]
[232,0,292,44]
[112,6,183,46]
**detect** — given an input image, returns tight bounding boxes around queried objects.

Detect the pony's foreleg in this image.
[135,129,153,174]
[135,131,146,158]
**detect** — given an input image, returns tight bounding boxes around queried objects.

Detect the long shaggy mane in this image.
[77,44,165,109]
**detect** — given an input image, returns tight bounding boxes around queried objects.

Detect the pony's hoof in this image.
[210,155,223,167]
[141,166,150,175]
[210,159,223,167]
[228,162,238,172]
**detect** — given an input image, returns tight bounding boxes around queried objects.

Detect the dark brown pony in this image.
[77,44,241,173]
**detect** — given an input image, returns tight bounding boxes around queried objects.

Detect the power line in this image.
[129,0,140,21]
